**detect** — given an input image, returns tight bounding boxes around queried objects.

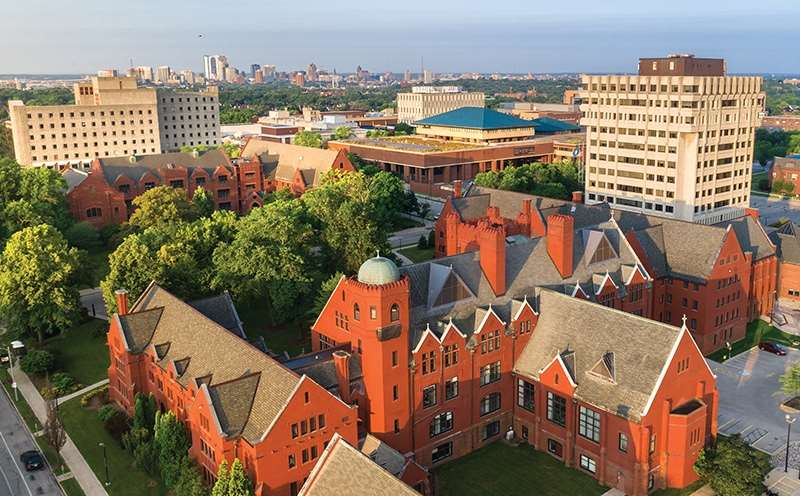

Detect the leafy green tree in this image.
[20,350,56,375]
[101,232,160,314]
[0,165,71,238]
[221,141,241,159]
[293,130,323,148]
[333,126,353,140]
[0,158,22,209]
[191,187,215,219]
[0,225,80,342]
[367,171,407,228]
[394,122,414,135]
[211,460,229,496]
[154,411,190,487]
[308,272,343,321]
[227,458,254,496]
[133,393,157,433]
[304,170,389,274]
[417,234,428,249]
[128,186,195,230]
[64,222,102,249]
[780,363,800,397]
[695,435,771,496]
[212,200,317,324]
[174,457,205,496]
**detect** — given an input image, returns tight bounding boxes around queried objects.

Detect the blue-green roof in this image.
[414,107,535,130]
[530,116,580,134]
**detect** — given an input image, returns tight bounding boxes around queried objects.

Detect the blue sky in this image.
[3,0,798,74]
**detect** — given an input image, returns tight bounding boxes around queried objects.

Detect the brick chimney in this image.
[744,207,759,221]
[547,214,574,279]
[115,289,129,315]
[521,199,531,219]
[453,180,462,198]
[486,205,501,223]
[571,191,584,204]
[478,226,506,295]
[530,207,546,238]
[332,350,351,404]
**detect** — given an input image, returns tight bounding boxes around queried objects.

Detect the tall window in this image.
[517,380,534,412]
[422,351,437,374]
[422,385,437,408]
[445,377,458,400]
[618,433,628,453]
[390,304,400,322]
[430,412,453,438]
[480,392,501,416]
[546,392,567,427]
[480,330,501,354]
[578,406,601,442]
[629,283,643,303]
[353,304,360,321]
[443,344,458,367]
[480,361,501,386]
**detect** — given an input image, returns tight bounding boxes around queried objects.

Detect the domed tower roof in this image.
[357,255,400,286]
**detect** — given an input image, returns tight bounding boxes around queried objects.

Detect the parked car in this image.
[759,341,787,356]
[19,450,44,471]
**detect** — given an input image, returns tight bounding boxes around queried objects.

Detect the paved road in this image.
[709,347,800,457]
[0,382,62,496]
[79,288,108,321]
[751,194,800,227]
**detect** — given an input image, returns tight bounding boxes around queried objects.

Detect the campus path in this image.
[11,365,108,496]
[56,379,109,406]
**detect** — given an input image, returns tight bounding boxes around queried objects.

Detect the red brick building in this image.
[310,242,716,494]
[770,222,800,304]
[107,283,364,496]
[434,186,777,355]
[762,115,800,131]
[770,156,800,193]
[240,138,355,195]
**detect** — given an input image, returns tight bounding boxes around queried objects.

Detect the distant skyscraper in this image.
[292,72,305,87]
[133,66,153,82]
[203,55,228,81]
[404,69,411,82]
[97,69,118,77]
[250,64,260,78]
[181,70,196,85]
[307,63,318,82]
[423,69,433,84]
[156,66,171,83]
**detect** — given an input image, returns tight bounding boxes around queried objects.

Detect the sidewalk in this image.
[57,379,109,406]
[766,467,800,495]
[11,364,108,496]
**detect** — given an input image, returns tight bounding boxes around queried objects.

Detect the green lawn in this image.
[38,318,109,386]
[59,397,166,496]
[80,246,112,290]
[652,480,705,496]
[708,319,800,362]
[36,434,69,475]
[0,367,41,431]
[60,478,86,496]
[397,245,435,264]
[236,305,311,357]
[434,442,608,496]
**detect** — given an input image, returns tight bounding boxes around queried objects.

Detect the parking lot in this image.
[710,347,800,457]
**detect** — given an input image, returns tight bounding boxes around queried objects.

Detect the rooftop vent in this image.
[128,155,137,163]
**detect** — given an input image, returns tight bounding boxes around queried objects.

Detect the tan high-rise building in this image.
[580,55,764,223]
[397,86,485,124]
[8,76,220,168]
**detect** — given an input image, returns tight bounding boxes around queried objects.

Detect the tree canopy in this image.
[0,224,81,341]
[473,160,582,200]
[333,126,353,140]
[128,185,197,230]
[695,435,771,496]
[293,130,324,148]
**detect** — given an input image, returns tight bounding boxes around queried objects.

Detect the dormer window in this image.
[590,235,614,265]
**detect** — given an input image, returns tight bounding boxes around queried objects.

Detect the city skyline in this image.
[3,0,799,75]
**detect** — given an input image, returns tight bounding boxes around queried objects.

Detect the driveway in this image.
[0,387,63,496]
[710,348,800,458]
[79,288,107,321]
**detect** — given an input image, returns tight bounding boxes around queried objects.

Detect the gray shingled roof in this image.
[514,289,683,422]
[188,292,246,339]
[771,222,800,265]
[725,216,776,261]
[299,435,420,496]
[401,216,647,347]
[99,150,233,183]
[118,283,301,444]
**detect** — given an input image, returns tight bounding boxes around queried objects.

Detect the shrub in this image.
[80,385,108,407]
[20,350,56,376]
[102,408,131,443]
[64,222,101,249]
[427,229,435,248]
[417,235,428,249]
[758,178,770,191]
[133,439,159,475]
[97,404,118,423]
[695,434,771,496]
[50,372,79,396]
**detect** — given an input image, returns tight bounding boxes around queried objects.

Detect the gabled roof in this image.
[116,283,301,444]
[771,222,800,265]
[414,107,534,130]
[241,139,346,188]
[299,434,420,496]
[187,292,246,339]
[98,149,232,184]
[61,167,88,193]
[514,289,683,422]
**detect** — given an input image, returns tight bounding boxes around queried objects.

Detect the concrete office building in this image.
[397,86,485,124]
[8,76,220,168]
[203,55,229,81]
[579,55,764,223]
[156,66,171,83]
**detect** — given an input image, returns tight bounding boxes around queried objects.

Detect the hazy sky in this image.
[3,0,799,74]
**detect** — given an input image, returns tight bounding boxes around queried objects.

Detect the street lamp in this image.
[99,442,110,486]
[786,415,796,473]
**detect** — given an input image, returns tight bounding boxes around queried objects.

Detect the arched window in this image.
[390,304,400,322]
[353,303,360,321]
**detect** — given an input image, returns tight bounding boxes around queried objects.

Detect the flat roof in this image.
[414,107,534,130]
